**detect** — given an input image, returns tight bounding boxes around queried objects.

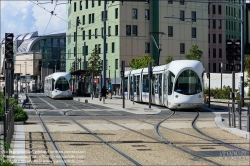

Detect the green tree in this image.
[86,48,102,76]
[166,55,174,64]
[129,54,155,69]
[185,44,203,61]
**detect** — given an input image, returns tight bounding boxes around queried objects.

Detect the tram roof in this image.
[45,72,71,80]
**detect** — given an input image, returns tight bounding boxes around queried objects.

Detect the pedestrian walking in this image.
[101,86,107,104]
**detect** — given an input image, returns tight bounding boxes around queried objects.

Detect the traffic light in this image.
[226,39,234,63]
[234,39,241,61]
[5,33,14,60]
[234,64,241,72]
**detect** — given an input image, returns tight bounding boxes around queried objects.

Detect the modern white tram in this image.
[124,60,204,110]
[44,72,72,99]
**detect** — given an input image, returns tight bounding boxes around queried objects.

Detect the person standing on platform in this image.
[108,82,113,99]
[101,86,107,104]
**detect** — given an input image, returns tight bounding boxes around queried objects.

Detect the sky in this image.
[1,0,67,40]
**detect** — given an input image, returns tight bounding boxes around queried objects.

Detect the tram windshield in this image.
[55,77,70,91]
[174,70,202,95]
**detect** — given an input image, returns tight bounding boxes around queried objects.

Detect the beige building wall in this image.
[119,1,208,70]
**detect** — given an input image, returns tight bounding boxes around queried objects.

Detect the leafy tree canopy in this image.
[166,55,174,64]
[185,44,203,61]
[129,54,155,69]
[86,48,102,76]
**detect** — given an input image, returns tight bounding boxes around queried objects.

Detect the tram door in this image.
[163,72,168,106]
[135,75,140,101]
[158,74,162,105]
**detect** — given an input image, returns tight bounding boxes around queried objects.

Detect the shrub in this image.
[0,92,28,122]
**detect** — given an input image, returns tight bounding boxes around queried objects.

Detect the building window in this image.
[180,10,185,21]
[115,25,118,36]
[213,63,216,72]
[98,44,101,54]
[145,9,150,20]
[101,27,104,38]
[218,20,221,29]
[180,0,184,5]
[86,0,88,9]
[218,5,221,14]
[192,27,196,38]
[74,2,76,12]
[108,26,111,36]
[168,0,173,4]
[126,25,131,36]
[168,26,173,37]
[74,32,76,42]
[132,25,138,36]
[74,47,76,57]
[191,11,196,22]
[219,34,222,43]
[213,34,216,43]
[115,59,118,69]
[132,9,137,19]
[89,14,91,24]
[89,30,91,40]
[115,8,118,19]
[180,43,185,54]
[112,42,115,53]
[213,20,216,29]
[219,48,222,58]
[82,15,85,25]
[95,29,97,38]
[213,48,216,58]
[145,42,150,53]
[98,0,101,6]
[92,0,94,7]
[213,5,215,14]
[80,1,82,10]
[106,43,108,53]
[92,13,94,23]
[82,31,85,40]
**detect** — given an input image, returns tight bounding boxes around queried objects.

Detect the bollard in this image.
[238,101,242,130]
[247,103,250,132]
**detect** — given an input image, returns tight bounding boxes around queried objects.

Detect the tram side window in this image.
[52,79,55,90]
[142,74,149,92]
[168,72,175,95]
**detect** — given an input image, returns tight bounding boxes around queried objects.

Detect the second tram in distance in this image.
[44,72,72,99]
[124,60,205,110]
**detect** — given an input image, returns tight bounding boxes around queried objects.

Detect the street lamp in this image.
[221,62,223,90]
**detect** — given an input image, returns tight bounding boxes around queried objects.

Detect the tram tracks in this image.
[67,99,250,165]
[55,99,221,165]
[29,95,249,165]
[33,95,142,166]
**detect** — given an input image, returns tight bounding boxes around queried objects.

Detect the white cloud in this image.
[1,0,67,39]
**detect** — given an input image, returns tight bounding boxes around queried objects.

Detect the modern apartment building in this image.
[66,0,209,83]
[208,0,246,73]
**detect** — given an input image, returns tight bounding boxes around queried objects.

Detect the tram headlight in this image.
[198,95,201,98]
[175,95,178,98]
